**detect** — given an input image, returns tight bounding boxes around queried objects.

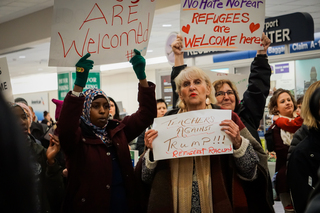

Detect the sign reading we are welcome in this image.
[152,109,233,161]
[49,0,156,67]
[180,0,265,51]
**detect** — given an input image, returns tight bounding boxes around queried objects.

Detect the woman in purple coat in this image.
[57,50,157,213]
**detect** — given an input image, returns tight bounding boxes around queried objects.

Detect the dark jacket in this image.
[136,104,274,213]
[30,121,47,141]
[287,128,320,213]
[171,55,271,144]
[57,83,157,213]
[287,124,309,163]
[28,134,64,213]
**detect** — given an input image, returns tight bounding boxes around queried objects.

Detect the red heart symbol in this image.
[182,24,190,34]
[249,22,260,33]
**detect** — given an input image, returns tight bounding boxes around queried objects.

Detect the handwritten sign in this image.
[49,0,156,67]
[180,0,265,51]
[152,109,233,161]
[0,57,13,102]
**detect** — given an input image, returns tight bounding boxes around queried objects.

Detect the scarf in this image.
[82,88,111,144]
[170,104,213,213]
[279,114,295,146]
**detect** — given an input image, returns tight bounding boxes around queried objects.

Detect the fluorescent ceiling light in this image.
[19,56,26,58]
[210,68,229,73]
[147,50,153,52]
[100,56,168,71]
[162,24,172,27]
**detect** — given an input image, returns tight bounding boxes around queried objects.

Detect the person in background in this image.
[170,33,274,211]
[29,106,48,141]
[136,65,271,212]
[42,111,54,127]
[108,96,122,121]
[14,97,28,106]
[287,83,320,213]
[296,96,304,115]
[136,98,168,155]
[268,88,300,212]
[11,103,64,213]
[287,82,320,167]
[57,50,156,213]
[0,93,37,213]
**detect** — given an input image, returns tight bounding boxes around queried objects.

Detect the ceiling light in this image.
[19,56,26,58]
[100,56,168,71]
[210,68,229,73]
[147,50,153,53]
[38,68,43,71]
[162,24,172,27]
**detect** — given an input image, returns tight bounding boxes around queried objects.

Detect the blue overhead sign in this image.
[267,45,285,56]
[290,33,320,53]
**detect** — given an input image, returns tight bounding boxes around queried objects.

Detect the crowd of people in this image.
[1,32,320,213]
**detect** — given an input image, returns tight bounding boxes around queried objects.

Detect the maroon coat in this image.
[57,83,157,213]
[272,125,290,194]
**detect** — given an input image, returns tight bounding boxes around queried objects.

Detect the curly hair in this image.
[174,66,214,110]
[268,88,296,115]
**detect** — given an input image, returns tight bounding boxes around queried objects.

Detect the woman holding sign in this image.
[57,50,157,213]
[135,65,270,212]
[169,33,274,211]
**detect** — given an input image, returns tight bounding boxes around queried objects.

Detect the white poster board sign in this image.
[0,57,13,102]
[180,0,265,51]
[152,109,233,161]
[49,0,156,67]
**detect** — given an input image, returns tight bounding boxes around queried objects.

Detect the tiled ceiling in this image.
[1,0,320,78]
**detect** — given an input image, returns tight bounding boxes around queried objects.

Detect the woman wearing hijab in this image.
[135,65,270,213]
[57,50,156,213]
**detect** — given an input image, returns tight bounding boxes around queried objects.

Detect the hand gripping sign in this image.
[152,109,233,161]
[49,0,156,67]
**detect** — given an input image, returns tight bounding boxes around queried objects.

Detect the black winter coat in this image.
[287,128,320,213]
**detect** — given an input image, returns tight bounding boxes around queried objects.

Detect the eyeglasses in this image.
[215,90,235,97]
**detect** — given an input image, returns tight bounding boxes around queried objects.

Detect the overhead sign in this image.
[152,109,233,161]
[289,32,320,53]
[49,0,156,67]
[264,12,314,46]
[57,72,100,100]
[180,0,265,52]
[0,57,13,102]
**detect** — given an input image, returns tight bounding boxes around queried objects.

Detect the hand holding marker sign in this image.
[49,0,156,67]
[180,0,265,51]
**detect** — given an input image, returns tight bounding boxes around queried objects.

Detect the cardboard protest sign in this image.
[180,0,265,51]
[49,0,156,67]
[0,57,13,102]
[152,109,233,161]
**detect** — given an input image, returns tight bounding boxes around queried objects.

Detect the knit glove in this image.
[129,49,146,80]
[75,53,94,87]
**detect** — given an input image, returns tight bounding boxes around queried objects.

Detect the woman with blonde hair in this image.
[135,65,271,212]
[287,81,320,213]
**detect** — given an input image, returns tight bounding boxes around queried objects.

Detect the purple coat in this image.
[57,83,157,213]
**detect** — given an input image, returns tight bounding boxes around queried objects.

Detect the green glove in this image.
[129,49,146,80]
[75,53,94,87]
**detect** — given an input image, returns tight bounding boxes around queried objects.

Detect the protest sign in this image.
[152,109,233,161]
[180,0,265,51]
[0,57,13,102]
[49,0,156,67]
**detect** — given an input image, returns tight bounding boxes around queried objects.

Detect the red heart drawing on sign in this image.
[182,24,190,34]
[249,23,260,33]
